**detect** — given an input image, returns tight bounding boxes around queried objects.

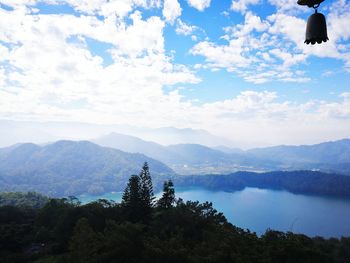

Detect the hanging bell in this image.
[305,10,329,45]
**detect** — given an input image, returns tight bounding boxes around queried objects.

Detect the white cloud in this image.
[0,2,200,129]
[200,91,350,148]
[192,2,350,84]
[191,12,309,83]
[230,0,260,14]
[268,0,305,13]
[162,0,182,24]
[1,1,350,148]
[187,0,211,11]
[318,92,350,118]
[0,0,162,18]
[175,19,197,36]
[269,48,306,67]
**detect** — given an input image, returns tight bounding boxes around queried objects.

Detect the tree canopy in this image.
[0,165,349,263]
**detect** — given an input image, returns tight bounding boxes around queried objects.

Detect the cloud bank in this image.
[0,0,349,147]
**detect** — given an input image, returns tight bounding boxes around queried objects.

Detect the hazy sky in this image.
[0,0,349,147]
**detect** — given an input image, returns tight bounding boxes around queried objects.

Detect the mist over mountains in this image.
[1,120,350,197]
[94,133,350,175]
[0,120,234,148]
[0,135,350,197]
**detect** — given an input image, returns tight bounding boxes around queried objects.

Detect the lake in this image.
[79,187,350,238]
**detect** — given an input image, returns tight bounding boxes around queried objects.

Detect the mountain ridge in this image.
[0,140,174,196]
[94,133,350,175]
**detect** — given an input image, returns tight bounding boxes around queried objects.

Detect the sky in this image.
[0,0,350,148]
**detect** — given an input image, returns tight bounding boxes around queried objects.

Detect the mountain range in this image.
[94,133,350,175]
[0,120,234,148]
[1,134,350,197]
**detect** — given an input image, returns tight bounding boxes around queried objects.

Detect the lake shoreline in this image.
[79,186,350,238]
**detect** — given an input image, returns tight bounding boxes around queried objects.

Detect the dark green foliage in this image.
[139,162,155,210]
[101,221,144,263]
[122,163,155,221]
[121,175,142,222]
[0,193,349,263]
[1,171,350,263]
[69,218,102,263]
[157,180,175,209]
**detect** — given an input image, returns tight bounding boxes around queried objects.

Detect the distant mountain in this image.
[212,146,245,154]
[95,134,350,175]
[93,132,178,162]
[248,139,350,163]
[0,141,174,197]
[136,127,235,147]
[0,119,235,148]
[95,137,231,165]
[165,144,230,164]
[247,139,350,174]
[94,133,278,175]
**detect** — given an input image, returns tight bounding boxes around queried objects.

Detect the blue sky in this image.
[0,0,349,147]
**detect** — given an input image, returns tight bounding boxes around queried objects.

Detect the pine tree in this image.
[121,175,142,221]
[157,180,175,209]
[139,162,154,212]
[122,175,141,208]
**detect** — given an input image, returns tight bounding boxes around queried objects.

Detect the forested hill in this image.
[0,141,174,196]
[0,173,349,263]
[175,171,350,198]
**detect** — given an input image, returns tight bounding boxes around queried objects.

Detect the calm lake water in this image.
[79,187,350,238]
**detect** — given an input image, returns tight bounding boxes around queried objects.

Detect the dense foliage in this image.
[176,171,350,197]
[1,167,350,263]
[0,192,49,209]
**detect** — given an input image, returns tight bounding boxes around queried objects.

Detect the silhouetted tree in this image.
[157,180,175,209]
[139,162,154,217]
[140,162,154,208]
[121,175,142,221]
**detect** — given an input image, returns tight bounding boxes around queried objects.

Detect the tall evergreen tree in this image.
[139,162,154,212]
[157,180,175,209]
[121,182,131,205]
[121,175,142,221]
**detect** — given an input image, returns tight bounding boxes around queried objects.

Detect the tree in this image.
[139,162,154,212]
[122,164,156,222]
[121,175,142,221]
[102,221,144,263]
[157,180,175,209]
[69,218,102,263]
